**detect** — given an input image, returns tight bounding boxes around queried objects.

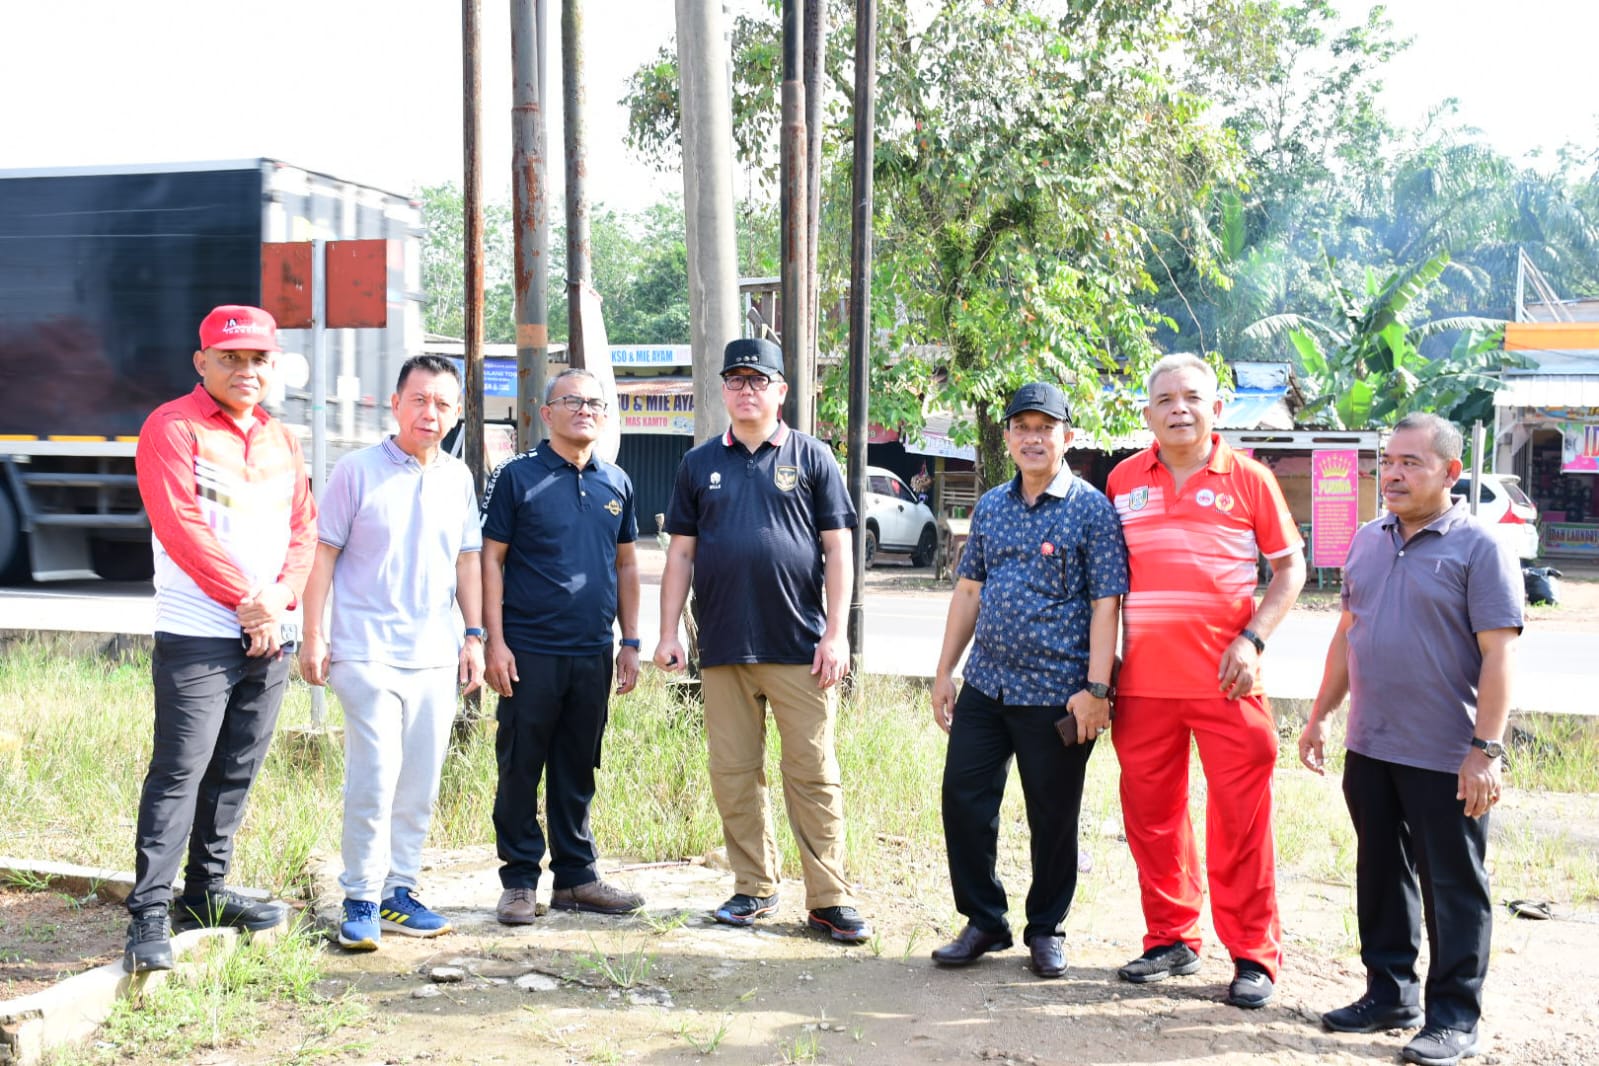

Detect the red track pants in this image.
[1112,693,1282,979]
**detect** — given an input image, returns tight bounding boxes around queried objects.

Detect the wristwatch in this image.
[464,627,486,640]
[1470,737,1505,760]
[1240,627,1266,654]
[619,638,642,650]
[1085,681,1112,700]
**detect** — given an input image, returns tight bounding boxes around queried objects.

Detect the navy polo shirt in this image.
[480,441,637,655]
[957,464,1129,705]
[664,424,856,667]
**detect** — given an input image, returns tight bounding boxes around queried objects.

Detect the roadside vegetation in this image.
[4,639,1596,1062]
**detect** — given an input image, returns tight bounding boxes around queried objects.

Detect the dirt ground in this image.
[70,775,1599,1066]
[0,887,124,999]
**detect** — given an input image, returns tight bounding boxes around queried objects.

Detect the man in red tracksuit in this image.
[1105,353,1305,1009]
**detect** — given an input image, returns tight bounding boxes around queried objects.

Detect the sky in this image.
[1,1,1596,213]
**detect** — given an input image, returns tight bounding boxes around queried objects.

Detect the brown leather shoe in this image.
[931,924,1013,966]
[1028,935,1067,979]
[549,879,644,915]
[496,886,538,925]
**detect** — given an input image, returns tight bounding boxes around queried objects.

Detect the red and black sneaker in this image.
[807,905,872,943]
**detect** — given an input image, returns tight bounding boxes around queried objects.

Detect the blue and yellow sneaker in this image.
[338,899,380,951]
[379,888,452,938]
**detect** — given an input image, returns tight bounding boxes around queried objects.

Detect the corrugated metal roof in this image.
[1495,374,1599,408]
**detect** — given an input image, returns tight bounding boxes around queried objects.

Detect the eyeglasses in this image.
[550,395,608,414]
[722,374,776,392]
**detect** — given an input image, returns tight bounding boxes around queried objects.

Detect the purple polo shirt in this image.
[1341,500,1523,774]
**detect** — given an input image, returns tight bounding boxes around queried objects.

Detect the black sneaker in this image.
[713,893,779,927]
[1402,1026,1479,1066]
[1226,958,1275,1009]
[807,905,872,944]
[1323,997,1425,1033]
[124,906,174,973]
[174,888,288,932]
[1117,941,1201,983]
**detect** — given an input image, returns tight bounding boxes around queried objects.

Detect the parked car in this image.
[1451,473,1540,560]
[864,466,938,568]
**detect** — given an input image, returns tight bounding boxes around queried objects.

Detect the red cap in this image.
[198,305,280,353]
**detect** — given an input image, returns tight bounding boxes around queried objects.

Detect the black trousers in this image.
[127,634,291,914]
[493,649,612,890]
[941,683,1095,944]
[1343,750,1493,1031]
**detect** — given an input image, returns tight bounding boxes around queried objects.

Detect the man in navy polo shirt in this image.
[480,368,645,924]
[654,337,870,944]
[929,382,1128,979]
[1300,413,1521,1066]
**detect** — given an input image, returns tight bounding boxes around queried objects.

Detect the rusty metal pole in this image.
[845,0,876,672]
[780,0,812,433]
[511,0,550,450]
[463,0,486,495]
[562,0,590,369]
[804,0,824,380]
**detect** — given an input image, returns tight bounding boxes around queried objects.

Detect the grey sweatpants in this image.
[330,660,458,902]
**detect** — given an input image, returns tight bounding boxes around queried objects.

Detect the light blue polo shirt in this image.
[318,437,482,668]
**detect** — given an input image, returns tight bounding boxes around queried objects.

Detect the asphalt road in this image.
[0,575,1589,717]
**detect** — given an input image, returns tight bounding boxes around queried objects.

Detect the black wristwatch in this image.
[1085,681,1112,700]
[1470,737,1505,760]
[1240,627,1265,654]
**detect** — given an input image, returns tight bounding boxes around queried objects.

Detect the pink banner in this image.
[1311,449,1359,569]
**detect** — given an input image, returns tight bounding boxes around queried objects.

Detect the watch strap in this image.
[619,638,642,650]
[1240,627,1265,654]
[464,627,487,640]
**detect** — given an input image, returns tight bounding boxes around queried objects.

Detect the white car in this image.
[864,466,938,568]
[1451,473,1540,561]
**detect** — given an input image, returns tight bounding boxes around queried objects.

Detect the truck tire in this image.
[91,537,155,583]
[0,489,28,584]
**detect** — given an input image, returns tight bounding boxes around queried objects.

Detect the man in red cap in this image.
[124,305,317,973]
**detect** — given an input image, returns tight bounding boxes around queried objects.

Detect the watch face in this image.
[1087,683,1111,699]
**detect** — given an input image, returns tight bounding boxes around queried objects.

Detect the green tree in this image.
[418,182,517,344]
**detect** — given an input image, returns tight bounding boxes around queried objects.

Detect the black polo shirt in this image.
[480,441,637,655]
[664,424,856,667]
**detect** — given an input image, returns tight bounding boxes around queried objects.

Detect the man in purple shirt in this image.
[1300,412,1522,1066]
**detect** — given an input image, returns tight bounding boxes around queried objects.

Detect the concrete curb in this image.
[0,859,279,1066]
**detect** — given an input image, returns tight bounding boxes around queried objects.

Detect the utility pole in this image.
[780,0,813,433]
[462,0,485,494]
[804,0,824,369]
[563,0,590,369]
[511,0,550,450]
[845,0,876,671]
[676,0,740,443]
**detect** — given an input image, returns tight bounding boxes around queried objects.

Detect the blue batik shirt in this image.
[957,464,1129,706]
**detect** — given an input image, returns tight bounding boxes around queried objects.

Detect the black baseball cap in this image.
[722,338,786,378]
[1003,381,1070,423]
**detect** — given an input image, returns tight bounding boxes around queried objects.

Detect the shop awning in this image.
[1495,375,1599,408]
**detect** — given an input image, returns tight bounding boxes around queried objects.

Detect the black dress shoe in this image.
[1028,935,1067,979]
[1323,997,1425,1033]
[931,924,1013,966]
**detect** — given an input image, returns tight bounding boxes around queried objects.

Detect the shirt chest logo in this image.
[709,471,723,490]
[604,498,622,516]
[1195,488,1216,508]
[1128,486,1149,511]
[1213,491,1235,513]
[774,465,798,492]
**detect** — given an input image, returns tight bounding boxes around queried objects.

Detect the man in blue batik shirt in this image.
[930,382,1129,980]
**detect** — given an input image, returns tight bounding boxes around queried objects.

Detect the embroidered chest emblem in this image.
[604,498,622,516]
[1213,492,1235,513]
[1195,488,1216,507]
[709,471,723,490]
[774,465,799,492]
[1128,487,1149,511]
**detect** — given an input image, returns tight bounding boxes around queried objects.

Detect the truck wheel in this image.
[911,524,937,568]
[0,489,27,584]
[91,538,154,583]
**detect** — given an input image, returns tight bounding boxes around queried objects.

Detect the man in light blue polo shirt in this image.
[299,355,485,951]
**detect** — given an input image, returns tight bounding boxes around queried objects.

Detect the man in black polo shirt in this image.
[481,368,645,924]
[654,338,870,944]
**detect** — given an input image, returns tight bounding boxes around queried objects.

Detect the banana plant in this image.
[1244,250,1516,428]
